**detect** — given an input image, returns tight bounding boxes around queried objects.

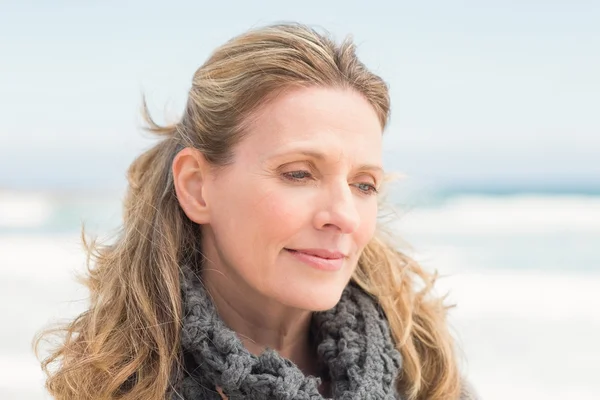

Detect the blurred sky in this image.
[1,0,599,191]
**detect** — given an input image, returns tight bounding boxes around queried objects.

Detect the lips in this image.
[286,248,346,258]
[284,248,347,271]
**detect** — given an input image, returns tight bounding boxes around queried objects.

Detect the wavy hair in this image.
[34,23,462,399]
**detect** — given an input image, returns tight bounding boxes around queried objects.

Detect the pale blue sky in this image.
[1,0,599,191]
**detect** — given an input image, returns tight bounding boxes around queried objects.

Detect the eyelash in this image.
[282,170,379,195]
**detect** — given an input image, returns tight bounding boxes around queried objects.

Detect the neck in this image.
[202,268,319,376]
[180,264,402,399]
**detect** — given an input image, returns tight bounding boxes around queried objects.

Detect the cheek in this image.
[256,188,307,237]
[214,176,306,249]
[356,202,378,247]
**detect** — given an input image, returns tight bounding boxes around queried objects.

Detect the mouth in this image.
[285,248,346,259]
[284,248,346,271]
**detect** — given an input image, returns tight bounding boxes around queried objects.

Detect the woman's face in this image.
[202,86,383,311]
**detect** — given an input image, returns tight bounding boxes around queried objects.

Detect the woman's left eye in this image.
[354,182,378,195]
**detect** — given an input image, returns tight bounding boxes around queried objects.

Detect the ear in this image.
[172,147,212,224]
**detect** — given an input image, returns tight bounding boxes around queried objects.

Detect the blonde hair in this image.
[34,23,462,399]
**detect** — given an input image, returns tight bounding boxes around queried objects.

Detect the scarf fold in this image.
[176,265,402,400]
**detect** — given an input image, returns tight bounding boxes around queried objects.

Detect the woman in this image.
[35,23,478,399]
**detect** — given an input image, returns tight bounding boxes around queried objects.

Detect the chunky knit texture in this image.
[174,266,479,400]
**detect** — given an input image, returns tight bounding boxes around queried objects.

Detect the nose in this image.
[313,181,361,234]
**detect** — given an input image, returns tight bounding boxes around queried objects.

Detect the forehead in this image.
[240,86,383,162]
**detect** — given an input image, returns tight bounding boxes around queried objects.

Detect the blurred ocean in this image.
[1,188,599,399]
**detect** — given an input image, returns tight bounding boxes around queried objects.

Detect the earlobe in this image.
[172,147,211,224]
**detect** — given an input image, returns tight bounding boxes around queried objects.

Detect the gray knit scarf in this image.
[176,265,402,399]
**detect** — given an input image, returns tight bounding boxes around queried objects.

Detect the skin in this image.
[173,86,383,384]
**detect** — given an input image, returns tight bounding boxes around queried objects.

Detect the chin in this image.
[275,281,348,312]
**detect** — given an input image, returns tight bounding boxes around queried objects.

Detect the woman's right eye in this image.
[282,170,313,181]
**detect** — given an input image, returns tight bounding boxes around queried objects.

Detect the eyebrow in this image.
[270,147,384,174]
